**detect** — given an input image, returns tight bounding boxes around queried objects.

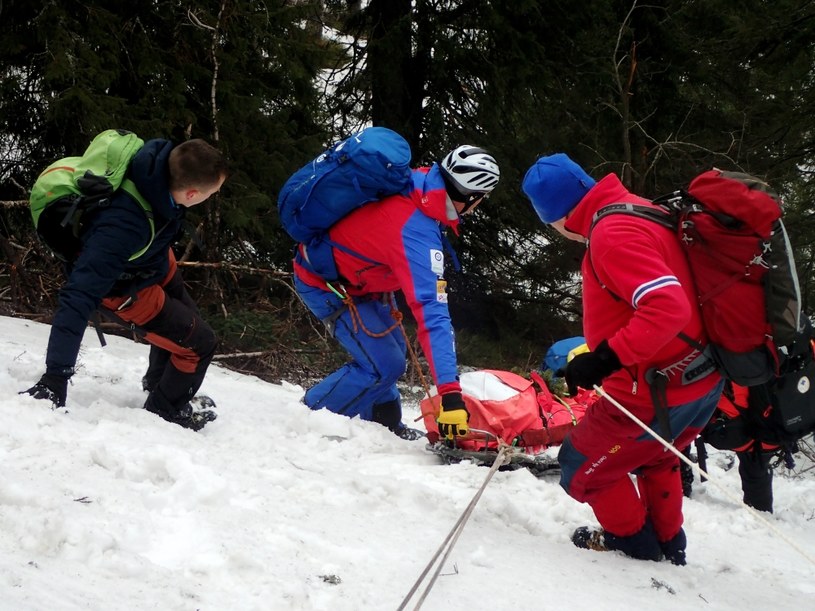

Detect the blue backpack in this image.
[542,336,588,375]
[277,127,412,281]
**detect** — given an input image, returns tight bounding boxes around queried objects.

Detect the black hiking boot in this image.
[142,348,171,394]
[660,528,687,566]
[371,399,423,440]
[738,450,774,513]
[571,527,608,552]
[393,424,425,441]
[145,393,217,431]
[372,399,402,429]
[572,520,662,561]
[142,375,158,394]
[190,395,217,413]
[680,445,695,498]
[680,460,694,498]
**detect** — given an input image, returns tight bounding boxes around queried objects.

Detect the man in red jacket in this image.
[523,153,723,565]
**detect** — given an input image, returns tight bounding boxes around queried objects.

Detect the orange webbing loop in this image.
[330,285,436,411]
[342,293,403,338]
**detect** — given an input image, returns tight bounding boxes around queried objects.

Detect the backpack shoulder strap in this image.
[586,201,678,300]
[591,202,675,233]
[119,179,155,260]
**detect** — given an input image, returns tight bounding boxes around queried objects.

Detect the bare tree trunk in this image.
[612,0,639,190]
[188,3,228,316]
[368,0,418,148]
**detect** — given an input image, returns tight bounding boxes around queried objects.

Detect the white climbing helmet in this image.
[440,145,500,197]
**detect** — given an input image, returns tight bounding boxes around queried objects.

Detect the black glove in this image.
[21,373,70,407]
[437,392,470,439]
[564,340,622,396]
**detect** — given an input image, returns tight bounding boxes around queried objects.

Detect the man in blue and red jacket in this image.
[294,146,500,440]
[523,154,722,565]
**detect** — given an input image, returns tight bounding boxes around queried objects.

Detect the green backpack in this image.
[29,129,155,262]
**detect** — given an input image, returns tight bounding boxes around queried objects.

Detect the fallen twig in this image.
[176,260,291,276]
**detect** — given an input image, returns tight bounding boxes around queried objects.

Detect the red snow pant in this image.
[558,381,723,541]
[101,250,217,410]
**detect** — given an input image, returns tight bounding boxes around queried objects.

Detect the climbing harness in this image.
[326,281,436,403]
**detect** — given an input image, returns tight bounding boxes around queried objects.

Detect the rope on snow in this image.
[397,444,512,611]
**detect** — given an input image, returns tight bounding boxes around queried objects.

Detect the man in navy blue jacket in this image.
[22,136,228,431]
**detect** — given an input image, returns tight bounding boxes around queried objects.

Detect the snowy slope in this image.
[1,315,814,610]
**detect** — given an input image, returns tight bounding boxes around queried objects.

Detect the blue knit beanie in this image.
[522,153,596,223]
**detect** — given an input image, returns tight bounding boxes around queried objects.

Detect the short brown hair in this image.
[168,139,228,190]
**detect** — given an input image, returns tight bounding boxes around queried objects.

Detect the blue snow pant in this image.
[295,277,407,423]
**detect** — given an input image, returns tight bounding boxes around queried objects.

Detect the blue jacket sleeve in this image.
[395,211,460,390]
[44,197,152,374]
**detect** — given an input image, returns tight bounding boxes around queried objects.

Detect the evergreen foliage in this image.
[1,0,814,372]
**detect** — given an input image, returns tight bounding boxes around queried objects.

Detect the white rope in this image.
[397,444,512,611]
[594,384,815,567]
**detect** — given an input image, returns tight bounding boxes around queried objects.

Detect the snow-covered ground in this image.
[1,315,814,610]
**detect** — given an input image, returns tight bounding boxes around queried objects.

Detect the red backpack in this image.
[591,169,803,387]
[421,369,598,452]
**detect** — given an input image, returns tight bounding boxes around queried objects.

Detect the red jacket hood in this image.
[412,166,460,235]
